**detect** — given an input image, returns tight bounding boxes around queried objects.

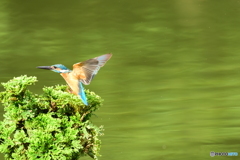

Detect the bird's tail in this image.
[79,82,88,105]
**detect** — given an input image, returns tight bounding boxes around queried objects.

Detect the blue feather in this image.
[79,82,88,105]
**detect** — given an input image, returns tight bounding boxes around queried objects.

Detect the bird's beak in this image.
[36,66,53,70]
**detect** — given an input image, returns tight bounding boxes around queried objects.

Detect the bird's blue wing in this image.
[79,82,88,105]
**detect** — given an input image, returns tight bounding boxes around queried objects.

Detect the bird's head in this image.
[37,64,70,73]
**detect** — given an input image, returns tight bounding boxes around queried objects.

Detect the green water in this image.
[0,0,240,159]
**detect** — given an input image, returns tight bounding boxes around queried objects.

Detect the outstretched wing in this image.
[72,53,112,85]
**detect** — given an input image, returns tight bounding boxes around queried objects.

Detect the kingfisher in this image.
[37,53,112,105]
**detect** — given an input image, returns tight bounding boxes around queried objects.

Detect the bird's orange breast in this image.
[60,72,80,96]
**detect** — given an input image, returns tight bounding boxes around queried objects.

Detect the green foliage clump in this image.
[0,75,104,160]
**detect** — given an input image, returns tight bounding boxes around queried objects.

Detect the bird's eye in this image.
[53,66,57,69]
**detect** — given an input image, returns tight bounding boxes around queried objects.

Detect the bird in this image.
[37,53,112,105]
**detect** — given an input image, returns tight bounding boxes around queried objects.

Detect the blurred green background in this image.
[0,0,240,159]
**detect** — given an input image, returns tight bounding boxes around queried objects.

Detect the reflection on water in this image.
[0,0,240,160]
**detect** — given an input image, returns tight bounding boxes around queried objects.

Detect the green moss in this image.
[0,75,104,160]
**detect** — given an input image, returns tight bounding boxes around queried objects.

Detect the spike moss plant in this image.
[0,75,104,160]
